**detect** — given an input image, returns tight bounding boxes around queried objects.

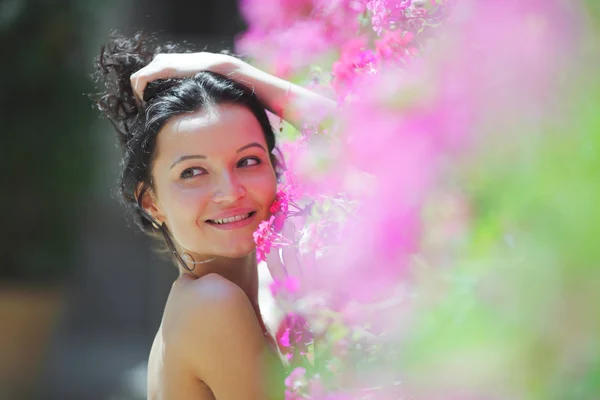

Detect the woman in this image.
[94,34,334,400]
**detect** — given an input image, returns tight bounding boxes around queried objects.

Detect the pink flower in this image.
[240,0,316,31]
[282,170,302,196]
[348,0,368,13]
[237,20,333,76]
[375,30,416,61]
[254,215,293,262]
[273,212,286,233]
[367,0,412,35]
[270,187,292,214]
[269,276,301,297]
[253,216,276,262]
[299,222,325,252]
[284,366,307,399]
[276,312,313,362]
[285,366,306,388]
[332,37,379,96]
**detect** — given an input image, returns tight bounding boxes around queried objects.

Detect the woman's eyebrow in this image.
[170,143,266,169]
[170,155,206,169]
[237,142,266,153]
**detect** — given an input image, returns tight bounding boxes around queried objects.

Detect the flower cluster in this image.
[244,0,456,396]
[242,0,595,399]
[367,0,413,35]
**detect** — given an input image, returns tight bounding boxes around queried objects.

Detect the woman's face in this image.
[146,103,277,259]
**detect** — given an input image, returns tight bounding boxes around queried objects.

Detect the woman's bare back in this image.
[147,324,215,400]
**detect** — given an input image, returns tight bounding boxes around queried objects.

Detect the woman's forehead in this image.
[157,104,267,155]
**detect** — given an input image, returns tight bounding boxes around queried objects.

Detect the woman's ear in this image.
[137,182,166,225]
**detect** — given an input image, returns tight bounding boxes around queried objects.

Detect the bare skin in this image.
[135,54,333,399]
[147,274,284,400]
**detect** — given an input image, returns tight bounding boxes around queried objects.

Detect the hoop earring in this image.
[182,252,216,267]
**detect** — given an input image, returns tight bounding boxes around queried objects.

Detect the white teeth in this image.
[211,213,251,224]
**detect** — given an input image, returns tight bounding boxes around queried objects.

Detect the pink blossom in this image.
[238,1,364,76]
[270,184,296,214]
[278,137,308,173]
[366,0,388,35]
[314,0,365,42]
[284,366,307,399]
[375,30,416,62]
[236,0,583,397]
[279,136,347,197]
[285,366,306,388]
[276,312,313,362]
[237,20,333,76]
[240,0,316,31]
[347,0,368,13]
[332,37,379,97]
[254,215,293,262]
[309,64,473,305]
[367,0,412,35]
[253,216,276,262]
[270,276,301,297]
[269,191,289,214]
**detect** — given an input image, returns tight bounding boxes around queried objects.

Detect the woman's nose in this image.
[212,172,246,203]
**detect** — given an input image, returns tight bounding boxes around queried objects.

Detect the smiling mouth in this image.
[206,211,256,225]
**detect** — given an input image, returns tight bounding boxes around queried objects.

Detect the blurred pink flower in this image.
[238,20,333,76]
[277,312,313,362]
[347,0,368,13]
[367,0,412,35]
[236,0,584,397]
[240,0,317,30]
[238,0,364,76]
[375,30,416,61]
[254,214,293,262]
[332,37,379,96]
[284,366,307,399]
[270,276,301,297]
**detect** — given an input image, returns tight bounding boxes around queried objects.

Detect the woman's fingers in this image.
[130,67,154,102]
[129,53,211,100]
[130,66,175,101]
[129,52,239,102]
[130,72,145,102]
[130,53,178,100]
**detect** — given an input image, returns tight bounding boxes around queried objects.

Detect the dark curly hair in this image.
[92,32,279,271]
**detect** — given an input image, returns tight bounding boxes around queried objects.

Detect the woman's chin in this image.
[220,242,257,260]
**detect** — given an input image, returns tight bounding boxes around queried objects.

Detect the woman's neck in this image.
[178,253,260,308]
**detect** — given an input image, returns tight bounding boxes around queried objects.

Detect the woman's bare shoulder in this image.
[177,272,244,301]
[163,273,250,334]
[162,273,284,399]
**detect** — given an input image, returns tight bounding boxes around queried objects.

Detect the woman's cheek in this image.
[248,172,277,205]
[167,185,211,225]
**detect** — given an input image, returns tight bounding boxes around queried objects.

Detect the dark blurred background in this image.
[0,0,245,398]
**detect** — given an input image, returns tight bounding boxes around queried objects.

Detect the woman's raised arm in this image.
[130,52,337,131]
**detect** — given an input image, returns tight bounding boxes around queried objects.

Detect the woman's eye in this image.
[180,168,206,179]
[238,157,261,168]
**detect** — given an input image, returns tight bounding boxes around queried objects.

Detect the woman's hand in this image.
[130,52,241,101]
